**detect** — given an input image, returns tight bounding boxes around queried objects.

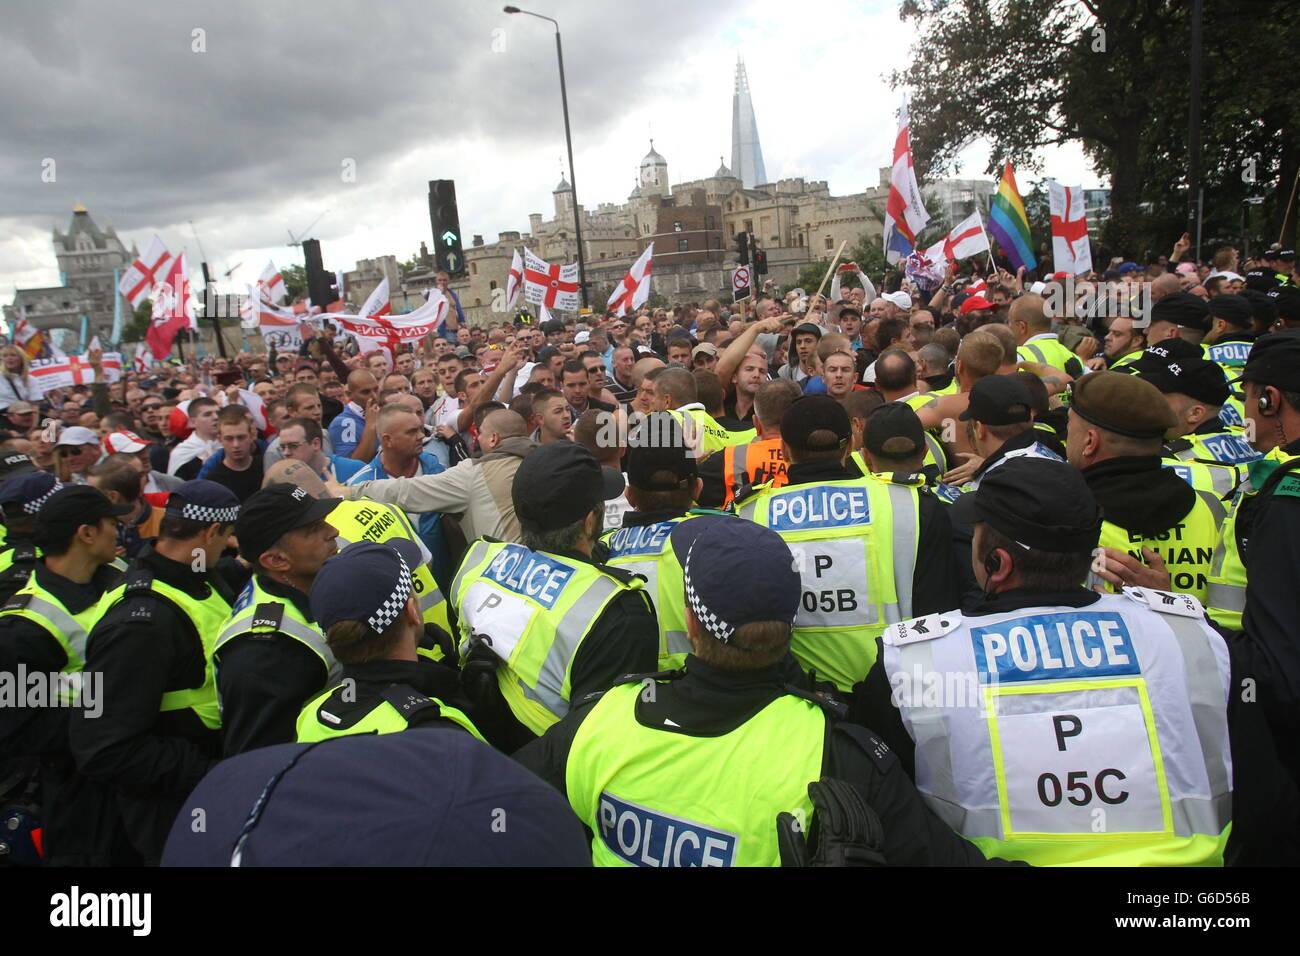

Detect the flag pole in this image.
[1279,169,1300,246]
[809,240,848,316]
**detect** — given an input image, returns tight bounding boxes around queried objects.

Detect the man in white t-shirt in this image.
[166,397,220,478]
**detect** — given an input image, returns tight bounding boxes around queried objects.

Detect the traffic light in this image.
[301,239,337,309]
[753,248,768,275]
[428,179,466,278]
[734,231,750,266]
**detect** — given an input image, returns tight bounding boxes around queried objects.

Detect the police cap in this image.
[780,395,850,454]
[1069,371,1178,440]
[864,402,927,460]
[1266,287,1300,324]
[512,441,625,533]
[624,413,697,491]
[237,483,341,567]
[1150,291,1211,331]
[959,374,1034,426]
[1235,329,1300,391]
[1207,294,1254,329]
[950,457,1102,553]
[1135,354,1231,407]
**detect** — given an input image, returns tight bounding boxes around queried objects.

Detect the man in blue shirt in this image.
[346,402,449,585]
[327,369,378,459]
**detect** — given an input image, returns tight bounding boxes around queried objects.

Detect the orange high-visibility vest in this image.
[722,437,789,506]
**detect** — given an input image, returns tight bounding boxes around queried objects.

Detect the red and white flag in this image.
[359,277,392,318]
[523,248,580,311]
[505,248,524,310]
[118,235,174,309]
[883,101,930,265]
[258,260,288,304]
[134,342,150,373]
[923,211,990,265]
[145,253,194,359]
[1049,181,1092,276]
[607,243,654,317]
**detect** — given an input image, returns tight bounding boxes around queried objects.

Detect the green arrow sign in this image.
[441,230,458,244]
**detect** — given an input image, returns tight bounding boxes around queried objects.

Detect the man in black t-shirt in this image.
[205,407,264,502]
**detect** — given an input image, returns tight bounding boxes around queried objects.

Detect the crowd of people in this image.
[1,236,1298,867]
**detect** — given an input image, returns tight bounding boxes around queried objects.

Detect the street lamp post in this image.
[504,6,590,310]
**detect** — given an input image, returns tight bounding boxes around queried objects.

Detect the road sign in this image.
[732,266,751,302]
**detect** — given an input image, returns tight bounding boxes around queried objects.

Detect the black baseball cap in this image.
[669,515,800,644]
[1235,329,1300,391]
[792,322,823,340]
[1239,289,1278,326]
[1266,287,1300,323]
[959,375,1034,425]
[625,413,698,491]
[35,485,131,536]
[1136,354,1231,407]
[1208,294,1253,329]
[1150,291,1211,331]
[237,483,341,567]
[864,402,927,460]
[780,395,851,454]
[1277,249,1296,262]
[1139,338,1205,363]
[512,442,625,532]
[0,452,37,485]
[1244,269,1279,292]
[950,457,1102,553]
[311,538,424,636]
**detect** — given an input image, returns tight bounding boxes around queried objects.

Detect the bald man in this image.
[327,369,379,458]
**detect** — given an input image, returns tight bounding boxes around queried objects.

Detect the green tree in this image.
[893,0,1300,258]
[280,264,308,300]
[121,302,152,343]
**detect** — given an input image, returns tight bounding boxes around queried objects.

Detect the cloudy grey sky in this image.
[1,0,1100,297]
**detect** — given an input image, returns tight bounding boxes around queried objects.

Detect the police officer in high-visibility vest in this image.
[68,480,241,865]
[734,395,935,691]
[857,457,1238,865]
[0,458,49,603]
[0,483,128,865]
[514,514,996,867]
[1203,294,1257,378]
[296,538,484,743]
[654,366,747,459]
[1135,344,1260,470]
[1010,294,1084,379]
[265,459,452,637]
[600,413,715,670]
[698,379,802,509]
[949,375,1064,491]
[1206,331,1300,804]
[1066,371,1224,604]
[214,483,341,755]
[451,441,658,752]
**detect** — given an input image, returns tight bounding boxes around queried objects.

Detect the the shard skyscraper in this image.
[730,56,767,188]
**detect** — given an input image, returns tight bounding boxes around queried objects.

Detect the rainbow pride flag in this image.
[988,161,1036,271]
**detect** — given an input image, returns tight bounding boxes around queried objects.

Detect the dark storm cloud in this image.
[0,0,742,245]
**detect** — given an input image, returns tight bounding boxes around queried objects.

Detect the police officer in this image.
[450,441,658,752]
[949,375,1064,491]
[0,464,51,603]
[600,413,715,670]
[267,459,453,639]
[514,514,996,867]
[855,457,1247,865]
[1067,371,1224,604]
[68,480,241,865]
[1129,347,1253,502]
[1205,331,1300,793]
[0,484,128,865]
[296,539,483,742]
[734,395,945,691]
[213,483,341,755]
[1203,294,1257,377]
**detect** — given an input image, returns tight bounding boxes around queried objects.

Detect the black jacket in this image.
[304,656,478,735]
[850,585,1300,865]
[0,561,126,865]
[454,544,659,754]
[68,544,241,865]
[514,656,997,866]
[214,576,329,758]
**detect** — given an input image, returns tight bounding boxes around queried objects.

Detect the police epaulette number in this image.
[1124,587,1203,618]
[882,613,959,646]
[1,592,32,611]
[250,602,284,632]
